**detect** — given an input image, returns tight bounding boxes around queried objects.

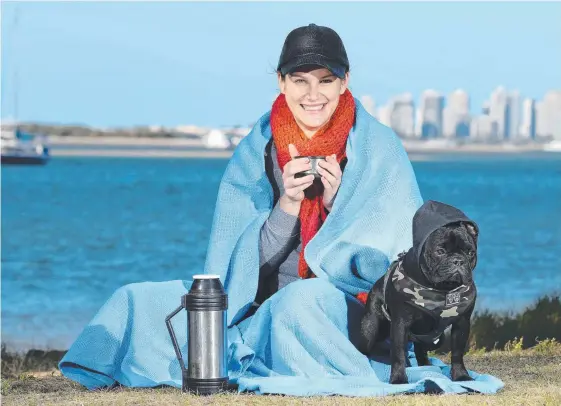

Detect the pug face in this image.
[421,222,478,290]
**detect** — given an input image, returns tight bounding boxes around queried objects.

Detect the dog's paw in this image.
[452,373,473,382]
[389,372,408,385]
[451,365,473,382]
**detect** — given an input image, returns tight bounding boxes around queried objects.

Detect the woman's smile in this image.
[301,103,326,114]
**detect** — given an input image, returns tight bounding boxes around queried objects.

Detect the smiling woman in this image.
[278,68,349,138]
[265,24,357,281]
[276,24,350,138]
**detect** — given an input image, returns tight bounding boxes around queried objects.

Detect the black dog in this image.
[358,200,479,384]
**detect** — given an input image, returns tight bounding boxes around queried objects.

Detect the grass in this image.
[2,295,561,405]
[2,345,561,405]
[434,294,561,354]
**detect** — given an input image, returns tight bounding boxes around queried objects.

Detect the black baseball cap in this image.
[277,24,349,79]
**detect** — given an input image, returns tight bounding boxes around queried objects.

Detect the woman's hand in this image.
[279,144,314,216]
[317,154,343,212]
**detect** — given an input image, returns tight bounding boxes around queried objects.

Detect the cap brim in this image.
[279,54,346,78]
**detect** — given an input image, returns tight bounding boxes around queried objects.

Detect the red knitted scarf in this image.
[270,89,355,279]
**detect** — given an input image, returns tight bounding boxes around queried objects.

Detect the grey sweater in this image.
[247,142,346,318]
[258,142,302,296]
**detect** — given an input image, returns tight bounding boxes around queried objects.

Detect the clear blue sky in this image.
[1,1,560,128]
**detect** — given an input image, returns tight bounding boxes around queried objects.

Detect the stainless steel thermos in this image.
[165,274,228,395]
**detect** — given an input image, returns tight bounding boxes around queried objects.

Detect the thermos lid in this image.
[184,274,227,311]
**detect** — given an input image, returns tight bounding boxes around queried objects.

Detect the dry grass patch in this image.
[2,348,561,406]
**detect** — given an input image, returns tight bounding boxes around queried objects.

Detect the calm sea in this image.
[2,154,561,350]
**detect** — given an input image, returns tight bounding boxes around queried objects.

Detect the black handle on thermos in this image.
[165,304,187,374]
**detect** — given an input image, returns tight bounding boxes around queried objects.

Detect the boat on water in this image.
[543,140,561,152]
[1,128,50,165]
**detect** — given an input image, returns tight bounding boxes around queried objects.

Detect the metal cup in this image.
[294,156,326,178]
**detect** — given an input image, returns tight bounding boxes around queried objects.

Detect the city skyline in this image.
[5,84,560,144]
[362,86,561,141]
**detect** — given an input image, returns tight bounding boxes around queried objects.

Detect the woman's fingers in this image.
[285,178,314,199]
[285,174,314,189]
[283,157,311,178]
[317,155,342,179]
[288,143,300,159]
[317,166,337,188]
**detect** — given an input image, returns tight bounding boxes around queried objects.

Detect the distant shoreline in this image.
[50,148,234,159]
[49,149,560,162]
[46,135,559,160]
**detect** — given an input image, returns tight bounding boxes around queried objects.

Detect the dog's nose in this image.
[452,258,464,266]
[450,273,462,283]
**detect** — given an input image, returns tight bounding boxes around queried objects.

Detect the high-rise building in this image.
[481,101,490,116]
[470,115,498,140]
[535,91,561,139]
[449,88,470,113]
[508,90,521,139]
[419,89,444,138]
[375,94,414,137]
[443,89,470,138]
[489,86,509,139]
[544,90,561,140]
[535,100,548,138]
[442,107,457,138]
[519,98,536,139]
[389,93,415,138]
[414,108,423,138]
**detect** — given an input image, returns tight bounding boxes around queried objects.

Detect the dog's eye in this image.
[467,250,475,257]
[436,248,446,256]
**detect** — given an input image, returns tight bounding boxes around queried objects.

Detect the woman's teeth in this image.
[301,104,325,111]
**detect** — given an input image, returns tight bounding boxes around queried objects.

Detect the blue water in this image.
[2,154,561,350]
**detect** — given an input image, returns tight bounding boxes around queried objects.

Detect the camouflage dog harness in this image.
[381,257,476,348]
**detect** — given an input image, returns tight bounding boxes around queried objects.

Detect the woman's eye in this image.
[321,79,333,84]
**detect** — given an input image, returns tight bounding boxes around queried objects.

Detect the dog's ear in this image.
[464,222,478,242]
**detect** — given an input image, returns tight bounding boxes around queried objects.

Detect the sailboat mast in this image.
[13,4,19,130]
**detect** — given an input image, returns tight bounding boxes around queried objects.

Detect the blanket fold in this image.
[59,101,504,396]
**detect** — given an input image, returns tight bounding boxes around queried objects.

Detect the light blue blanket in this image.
[59,101,504,396]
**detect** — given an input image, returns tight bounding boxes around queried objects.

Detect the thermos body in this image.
[165,274,229,395]
[187,309,227,379]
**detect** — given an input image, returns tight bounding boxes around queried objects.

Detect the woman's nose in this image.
[307,83,320,100]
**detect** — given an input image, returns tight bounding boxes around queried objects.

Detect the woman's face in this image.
[278,67,349,137]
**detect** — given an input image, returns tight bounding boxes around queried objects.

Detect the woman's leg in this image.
[235,278,375,377]
[59,280,191,389]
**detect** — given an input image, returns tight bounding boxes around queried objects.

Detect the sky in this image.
[1,1,560,128]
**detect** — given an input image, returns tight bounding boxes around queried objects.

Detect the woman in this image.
[59,24,500,396]
[254,23,358,308]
